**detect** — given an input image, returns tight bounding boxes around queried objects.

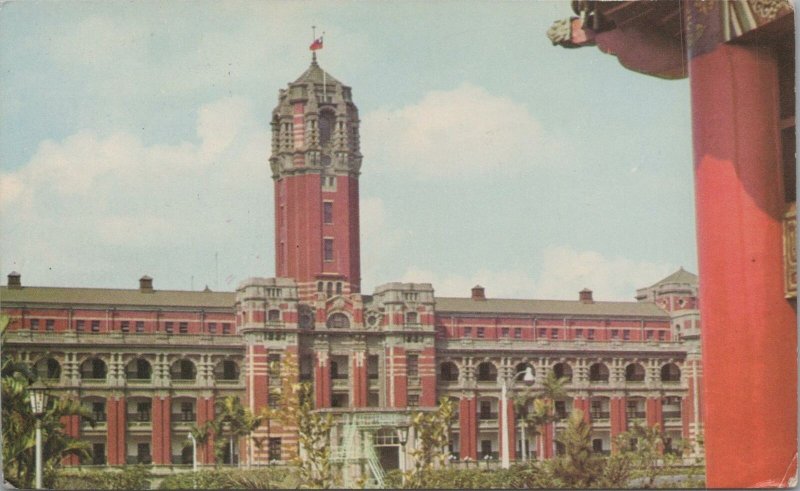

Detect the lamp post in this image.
[29,381,49,490]
[396,426,409,484]
[501,366,535,469]
[187,433,198,472]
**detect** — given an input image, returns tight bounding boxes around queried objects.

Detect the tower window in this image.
[323,202,333,224]
[319,111,335,146]
[323,239,334,261]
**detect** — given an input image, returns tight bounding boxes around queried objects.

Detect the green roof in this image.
[647,267,698,288]
[0,286,235,310]
[293,60,342,86]
[435,297,668,318]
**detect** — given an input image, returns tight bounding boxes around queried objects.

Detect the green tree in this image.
[403,397,456,488]
[2,314,93,488]
[211,396,263,467]
[549,410,605,488]
[514,370,568,459]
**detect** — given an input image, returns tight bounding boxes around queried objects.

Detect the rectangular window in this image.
[611,329,619,339]
[91,320,100,333]
[222,323,231,334]
[45,319,54,331]
[646,330,653,340]
[30,319,39,330]
[268,438,282,461]
[179,322,188,334]
[323,238,334,261]
[550,329,558,340]
[76,320,85,332]
[575,328,583,339]
[501,327,509,337]
[121,321,129,333]
[463,327,472,338]
[587,329,595,340]
[514,328,522,339]
[658,330,666,341]
[623,330,630,341]
[165,322,173,334]
[407,354,419,378]
[323,201,333,224]
[408,394,419,407]
[135,321,144,333]
[268,393,280,409]
[477,327,485,338]
[208,322,217,334]
[538,328,546,338]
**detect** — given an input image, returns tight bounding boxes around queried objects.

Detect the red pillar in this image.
[691,42,797,487]
[610,397,627,453]
[196,396,216,465]
[161,396,172,465]
[105,396,126,465]
[351,352,367,407]
[314,351,331,408]
[419,347,437,406]
[645,397,663,430]
[152,397,163,464]
[573,397,590,424]
[205,396,215,464]
[386,346,407,408]
[459,397,477,461]
[541,422,554,459]
[60,415,80,465]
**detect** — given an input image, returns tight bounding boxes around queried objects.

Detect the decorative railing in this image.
[663,410,682,420]
[478,412,498,421]
[626,411,646,420]
[171,413,196,423]
[590,411,610,420]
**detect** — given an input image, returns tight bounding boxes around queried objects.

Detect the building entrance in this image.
[377,446,399,471]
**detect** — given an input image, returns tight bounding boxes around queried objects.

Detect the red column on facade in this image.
[161,396,172,465]
[459,397,477,461]
[151,397,163,464]
[386,346,408,408]
[351,352,367,407]
[314,351,331,408]
[609,397,627,452]
[419,347,437,407]
[105,396,126,465]
[645,397,663,430]
[60,415,80,465]
[248,345,269,414]
[573,397,590,424]
[196,396,216,465]
[541,422,554,459]
[691,42,797,487]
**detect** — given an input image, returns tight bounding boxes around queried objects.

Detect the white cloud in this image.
[400,266,536,298]
[397,246,673,301]
[362,83,563,178]
[0,96,272,289]
[533,246,673,301]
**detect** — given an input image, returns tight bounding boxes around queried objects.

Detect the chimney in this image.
[579,288,593,304]
[7,271,21,289]
[139,275,154,293]
[471,285,486,301]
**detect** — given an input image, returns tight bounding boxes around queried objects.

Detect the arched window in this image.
[126,358,152,381]
[326,313,350,329]
[552,362,573,382]
[319,111,335,146]
[215,360,240,381]
[80,358,107,380]
[589,363,609,383]
[34,357,61,380]
[660,363,681,382]
[326,282,333,297]
[171,359,197,381]
[440,362,459,382]
[625,363,646,382]
[476,362,497,382]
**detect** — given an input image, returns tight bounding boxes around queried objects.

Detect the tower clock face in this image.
[321,154,332,167]
[366,311,382,328]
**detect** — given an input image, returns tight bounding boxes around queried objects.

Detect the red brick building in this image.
[2,52,703,476]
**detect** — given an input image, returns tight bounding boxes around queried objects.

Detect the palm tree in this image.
[188,421,214,465]
[212,396,263,467]
[513,370,568,460]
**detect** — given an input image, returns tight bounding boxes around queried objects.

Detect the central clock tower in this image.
[270,54,362,298]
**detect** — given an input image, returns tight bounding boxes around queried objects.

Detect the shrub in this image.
[53,465,152,490]
[158,467,297,489]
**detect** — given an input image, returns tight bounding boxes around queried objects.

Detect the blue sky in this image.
[0,1,696,300]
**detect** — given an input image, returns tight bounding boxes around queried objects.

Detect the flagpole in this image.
[322,32,327,101]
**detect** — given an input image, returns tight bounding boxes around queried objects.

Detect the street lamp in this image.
[396,425,409,482]
[187,433,198,472]
[29,381,49,490]
[501,366,534,469]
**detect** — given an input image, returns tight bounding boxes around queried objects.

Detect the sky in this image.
[0,1,697,301]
